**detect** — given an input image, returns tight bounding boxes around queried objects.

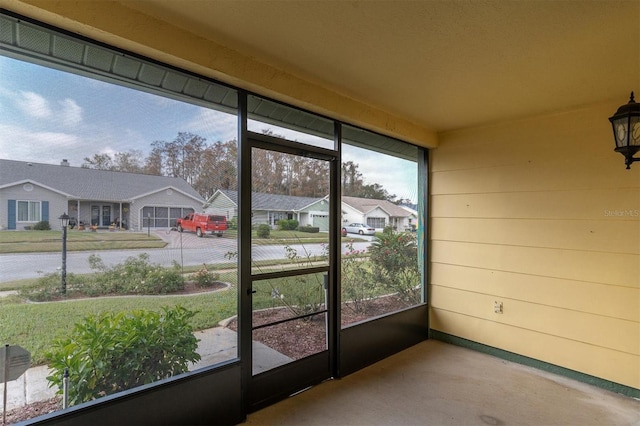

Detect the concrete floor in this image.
[245,340,640,425]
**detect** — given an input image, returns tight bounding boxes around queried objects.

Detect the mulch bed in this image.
[4,397,61,424]
[39,280,228,301]
[226,295,411,359]
[8,291,409,424]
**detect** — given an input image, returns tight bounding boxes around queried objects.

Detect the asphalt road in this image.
[0,231,371,282]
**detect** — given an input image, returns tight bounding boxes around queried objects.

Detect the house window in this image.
[366,217,386,229]
[155,207,169,228]
[144,206,195,227]
[0,11,429,422]
[17,200,41,222]
[341,124,423,326]
[1,13,239,417]
[268,211,288,227]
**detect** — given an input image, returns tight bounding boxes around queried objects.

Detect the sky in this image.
[0,55,417,203]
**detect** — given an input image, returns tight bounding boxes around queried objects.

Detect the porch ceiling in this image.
[121,0,640,133]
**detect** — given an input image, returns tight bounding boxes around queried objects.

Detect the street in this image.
[0,231,372,282]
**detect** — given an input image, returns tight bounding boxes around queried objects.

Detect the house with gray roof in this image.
[205,189,413,232]
[0,159,205,231]
[341,196,415,231]
[204,189,328,230]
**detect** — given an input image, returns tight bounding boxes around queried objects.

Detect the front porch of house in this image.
[67,201,130,230]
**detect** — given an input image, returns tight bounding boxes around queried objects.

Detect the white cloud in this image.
[16,91,51,119]
[343,148,418,202]
[10,91,82,128]
[186,108,238,142]
[58,98,83,127]
[0,123,81,162]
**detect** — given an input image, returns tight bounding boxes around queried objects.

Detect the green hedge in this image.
[277,219,299,230]
[297,226,319,233]
[256,223,271,238]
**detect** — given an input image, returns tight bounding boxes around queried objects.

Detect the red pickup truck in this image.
[176,213,227,237]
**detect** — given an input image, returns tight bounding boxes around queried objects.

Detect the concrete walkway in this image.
[1,327,290,412]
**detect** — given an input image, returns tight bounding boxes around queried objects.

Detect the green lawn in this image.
[223,229,330,244]
[0,270,239,365]
[0,229,356,254]
[0,230,166,253]
[0,228,367,366]
[0,268,328,365]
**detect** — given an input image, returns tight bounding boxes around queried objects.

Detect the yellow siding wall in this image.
[430,101,640,389]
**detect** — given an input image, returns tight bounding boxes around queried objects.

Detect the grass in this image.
[0,229,358,254]
[0,278,39,291]
[223,229,331,245]
[0,266,335,365]
[0,230,166,253]
[0,271,239,365]
[0,229,369,365]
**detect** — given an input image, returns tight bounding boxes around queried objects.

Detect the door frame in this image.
[239,129,341,412]
[90,204,112,227]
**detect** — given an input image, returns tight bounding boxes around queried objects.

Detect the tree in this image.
[368,230,421,304]
[81,131,395,202]
[144,146,163,176]
[341,160,393,200]
[82,153,114,170]
[195,139,238,197]
[113,150,143,173]
[341,161,363,195]
[82,150,143,173]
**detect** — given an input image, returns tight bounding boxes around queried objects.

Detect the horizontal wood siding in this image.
[430,101,640,389]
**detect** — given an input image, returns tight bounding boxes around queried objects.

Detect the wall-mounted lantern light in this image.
[609,91,640,169]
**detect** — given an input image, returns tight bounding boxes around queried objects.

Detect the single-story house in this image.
[204,189,328,230]
[0,159,205,231]
[341,196,414,231]
[205,189,411,232]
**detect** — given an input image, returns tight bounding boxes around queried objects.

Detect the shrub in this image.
[140,267,184,294]
[22,254,185,301]
[297,226,319,233]
[277,219,299,230]
[368,231,421,304]
[192,265,220,288]
[86,253,184,295]
[228,216,238,230]
[33,220,51,230]
[288,219,299,230]
[252,243,327,319]
[256,223,271,238]
[341,241,375,314]
[46,306,201,406]
[18,271,82,301]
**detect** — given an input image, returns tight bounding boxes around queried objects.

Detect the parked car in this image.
[176,213,227,237]
[344,223,376,235]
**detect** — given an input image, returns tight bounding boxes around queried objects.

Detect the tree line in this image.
[83,131,400,201]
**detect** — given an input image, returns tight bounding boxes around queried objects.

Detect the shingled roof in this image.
[213,190,409,217]
[216,189,321,211]
[0,159,204,202]
[342,196,411,217]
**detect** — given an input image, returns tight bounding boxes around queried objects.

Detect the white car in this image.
[344,223,376,235]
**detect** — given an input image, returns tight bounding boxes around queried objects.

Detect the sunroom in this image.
[0,1,638,425]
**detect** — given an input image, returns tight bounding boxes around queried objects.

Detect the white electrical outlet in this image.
[494,301,503,314]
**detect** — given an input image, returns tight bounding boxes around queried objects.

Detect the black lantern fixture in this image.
[609,91,640,169]
[59,212,70,294]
